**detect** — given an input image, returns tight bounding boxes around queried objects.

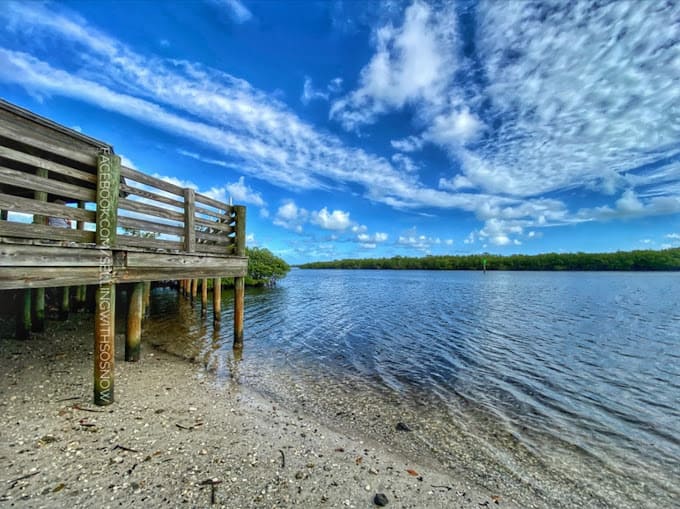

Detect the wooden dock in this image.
[0,99,247,405]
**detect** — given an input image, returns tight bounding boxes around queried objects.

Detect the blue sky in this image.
[1,0,679,264]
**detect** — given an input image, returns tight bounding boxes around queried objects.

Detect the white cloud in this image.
[310,207,352,231]
[391,153,419,173]
[579,189,680,221]
[390,136,423,153]
[273,200,307,233]
[357,232,388,244]
[397,227,447,252]
[119,154,136,169]
[327,77,343,94]
[204,176,265,207]
[330,0,459,130]
[301,77,329,105]
[209,0,253,23]
[665,233,680,240]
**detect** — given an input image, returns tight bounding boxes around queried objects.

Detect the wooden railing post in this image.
[94,151,120,406]
[233,205,246,347]
[183,188,195,253]
[126,282,143,362]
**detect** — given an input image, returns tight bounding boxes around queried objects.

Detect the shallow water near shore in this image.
[144,270,680,508]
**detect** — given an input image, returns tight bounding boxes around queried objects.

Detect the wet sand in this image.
[0,315,518,508]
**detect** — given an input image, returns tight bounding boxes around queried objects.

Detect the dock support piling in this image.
[201,278,208,316]
[75,285,87,312]
[143,281,151,318]
[93,151,120,406]
[126,282,143,362]
[191,278,198,300]
[94,283,115,405]
[233,205,246,347]
[213,278,221,323]
[16,289,31,339]
[32,288,45,332]
[234,277,244,347]
[59,286,70,320]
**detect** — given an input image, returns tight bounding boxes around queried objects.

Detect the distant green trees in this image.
[298,248,680,271]
[245,247,290,286]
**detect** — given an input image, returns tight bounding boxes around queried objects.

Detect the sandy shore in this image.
[0,314,520,509]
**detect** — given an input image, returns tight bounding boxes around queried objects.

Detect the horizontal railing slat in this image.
[195,204,232,221]
[119,183,184,209]
[120,165,184,196]
[195,229,234,244]
[0,165,96,202]
[119,197,184,223]
[0,122,97,166]
[0,221,95,243]
[194,216,235,233]
[118,216,184,236]
[0,193,95,223]
[0,145,98,184]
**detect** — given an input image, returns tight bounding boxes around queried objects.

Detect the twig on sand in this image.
[199,478,222,505]
[113,444,140,453]
[279,449,286,468]
[8,471,39,489]
[56,396,80,402]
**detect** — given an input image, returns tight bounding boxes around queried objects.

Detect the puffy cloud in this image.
[204,176,266,207]
[310,207,353,231]
[330,1,459,130]
[274,200,308,233]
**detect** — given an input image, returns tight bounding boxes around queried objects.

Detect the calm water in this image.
[144,270,679,508]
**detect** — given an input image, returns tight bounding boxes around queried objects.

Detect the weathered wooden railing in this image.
[0,99,247,406]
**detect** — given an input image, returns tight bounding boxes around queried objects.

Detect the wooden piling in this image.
[93,151,120,406]
[143,281,151,317]
[191,278,198,299]
[75,284,87,311]
[201,278,208,316]
[59,286,70,320]
[16,289,31,339]
[94,283,115,405]
[233,205,246,347]
[234,277,244,347]
[126,282,143,362]
[213,277,221,322]
[32,287,45,332]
